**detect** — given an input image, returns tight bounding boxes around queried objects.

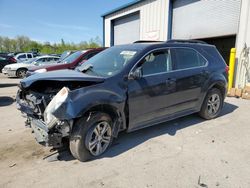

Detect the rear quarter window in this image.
[201,46,226,66]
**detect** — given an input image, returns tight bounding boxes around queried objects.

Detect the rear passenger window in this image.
[171,48,206,70]
[27,54,32,58]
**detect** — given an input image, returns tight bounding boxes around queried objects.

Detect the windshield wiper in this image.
[79,64,93,72]
[78,64,100,76]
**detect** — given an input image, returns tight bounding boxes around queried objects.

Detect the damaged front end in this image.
[16,70,106,149]
[17,87,73,148]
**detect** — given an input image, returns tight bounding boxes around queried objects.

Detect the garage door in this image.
[172,0,241,39]
[113,13,140,45]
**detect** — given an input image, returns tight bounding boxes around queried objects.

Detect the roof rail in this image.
[167,39,207,44]
[134,40,164,43]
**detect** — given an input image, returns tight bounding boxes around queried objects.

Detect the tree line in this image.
[0,36,102,54]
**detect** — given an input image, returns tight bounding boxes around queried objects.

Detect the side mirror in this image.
[128,67,142,80]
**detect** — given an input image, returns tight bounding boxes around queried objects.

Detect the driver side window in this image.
[140,49,172,76]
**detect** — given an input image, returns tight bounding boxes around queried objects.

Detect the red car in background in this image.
[27,48,105,76]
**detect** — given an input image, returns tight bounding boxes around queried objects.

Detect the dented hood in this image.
[20,69,105,88]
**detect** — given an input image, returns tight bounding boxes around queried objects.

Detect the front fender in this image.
[52,86,126,120]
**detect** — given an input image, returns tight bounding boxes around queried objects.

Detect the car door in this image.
[127,49,178,131]
[169,47,208,112]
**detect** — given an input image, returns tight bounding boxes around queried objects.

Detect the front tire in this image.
[70,112,113,161]
[199,88,223,120]
[16,68,27,78]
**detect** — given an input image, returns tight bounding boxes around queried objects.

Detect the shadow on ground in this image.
[0,96,14,107]
[57,102,238,162]
[0,83,18,88]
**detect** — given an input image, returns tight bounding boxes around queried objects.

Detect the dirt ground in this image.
[0,73,250,188]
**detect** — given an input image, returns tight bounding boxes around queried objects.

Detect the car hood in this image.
[28,64,51,71]
[20,69,106,88]
[28,63,66,71]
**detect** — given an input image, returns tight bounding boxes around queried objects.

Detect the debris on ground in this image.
[221,159,228,164]
[100,182,105,186]
[9,163,16,168]
[43,152,59,162]
[198,176,208,188]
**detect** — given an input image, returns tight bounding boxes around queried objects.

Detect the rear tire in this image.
[70,112,113,162]
[199,88,223,120]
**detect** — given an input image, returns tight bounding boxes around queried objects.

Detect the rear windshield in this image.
[61,51,86,64]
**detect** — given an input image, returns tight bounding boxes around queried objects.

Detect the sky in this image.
[0,0,133,44]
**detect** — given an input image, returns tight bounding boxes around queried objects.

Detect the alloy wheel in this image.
[207,93,220,115]
[17,70,26,78]
[86,121,112,156]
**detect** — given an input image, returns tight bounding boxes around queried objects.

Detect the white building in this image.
[102,0,250,87]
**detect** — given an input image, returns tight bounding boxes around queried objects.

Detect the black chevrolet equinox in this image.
[17,40,228,161]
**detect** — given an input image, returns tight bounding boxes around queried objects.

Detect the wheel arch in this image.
[208,81,227,99]
[77,103,126,137]
[198,78,227,111]
[16,67,28,77]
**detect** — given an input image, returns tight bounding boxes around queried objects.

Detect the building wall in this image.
[172,0,241,39]
[104,0,170,47]
[235,0,250,88]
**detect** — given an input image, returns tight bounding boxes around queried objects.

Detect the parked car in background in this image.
[7,52,23,56]
[0,55,17,72]
[2,55,60,78]
[16,40,228,161]
[0,52,9,56]
[14,53,34,62]
[58,50,75,61]
[27,48,105,75]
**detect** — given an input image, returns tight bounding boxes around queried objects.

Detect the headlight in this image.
[44,87,69,128]
[35,68,47,73]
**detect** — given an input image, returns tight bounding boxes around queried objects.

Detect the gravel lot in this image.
[0,73,250,188]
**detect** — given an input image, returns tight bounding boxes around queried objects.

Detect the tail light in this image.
[10,57,17,63]
[225,65,229,74]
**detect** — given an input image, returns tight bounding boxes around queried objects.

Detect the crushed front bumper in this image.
[30,118,63,148]
[16,90,64,148]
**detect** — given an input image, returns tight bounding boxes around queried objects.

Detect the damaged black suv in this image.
[17,40,228,161]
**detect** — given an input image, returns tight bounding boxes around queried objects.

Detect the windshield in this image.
[78,47,138,77]
[59,51,71,61]
[61,51,85,64]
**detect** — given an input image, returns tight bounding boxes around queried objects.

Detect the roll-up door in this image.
[113,12,140,45]
[172,0,241,39]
